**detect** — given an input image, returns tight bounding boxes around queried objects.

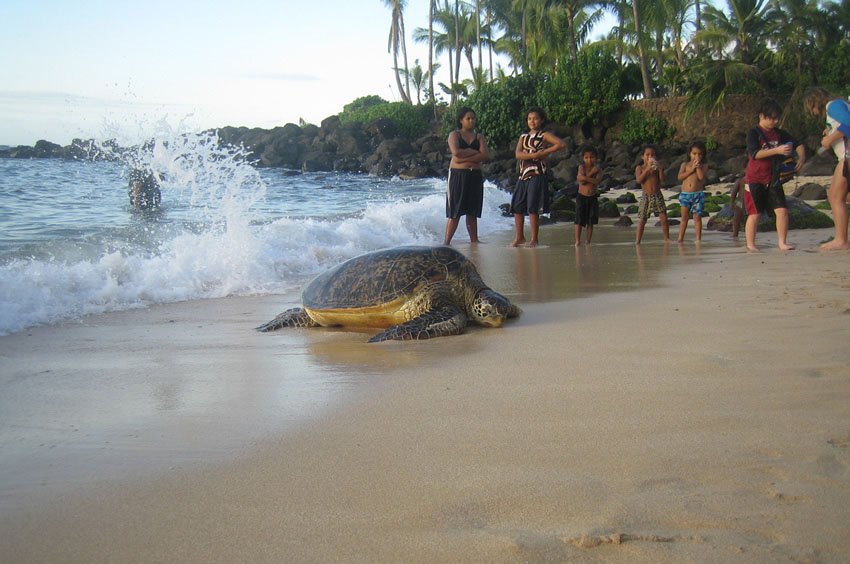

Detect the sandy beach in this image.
[1,213,849,562]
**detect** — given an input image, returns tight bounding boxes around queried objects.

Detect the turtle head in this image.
[471,289,521,327]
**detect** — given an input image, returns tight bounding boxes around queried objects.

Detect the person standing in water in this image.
[128,168,162,210]
[804,87,850,250]
[676,141,708,243]
[634,145,669,244]
[444,107,489,245]
[510,107,566,247]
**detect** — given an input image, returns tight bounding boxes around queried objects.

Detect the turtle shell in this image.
[302,246,472,311]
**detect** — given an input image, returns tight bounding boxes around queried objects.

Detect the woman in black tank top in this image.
[445,107,490,245]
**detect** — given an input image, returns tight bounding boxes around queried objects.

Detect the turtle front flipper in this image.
[368,306,467,342]
[256,308,318,332]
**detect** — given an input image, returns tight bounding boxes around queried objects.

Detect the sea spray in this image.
[0,120,512,335]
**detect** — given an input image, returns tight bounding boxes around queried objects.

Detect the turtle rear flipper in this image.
[368,307,467,342]
[256,308,318,332]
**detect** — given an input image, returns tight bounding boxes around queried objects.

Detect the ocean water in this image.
[0,130,513,336]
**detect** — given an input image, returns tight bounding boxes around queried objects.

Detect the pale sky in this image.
[1,1,613,147]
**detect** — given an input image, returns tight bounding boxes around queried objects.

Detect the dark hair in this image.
[580,145,598,157]
[456,106,476,128]
[758,98,783,119]
[642,144,657,155]
[688,141,707,157]
[525,106,547,123]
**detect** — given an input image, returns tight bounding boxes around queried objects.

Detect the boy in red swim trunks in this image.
[743,99,806,251]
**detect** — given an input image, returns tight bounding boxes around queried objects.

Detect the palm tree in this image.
[698,0,769,65]
[547,0,604,64]
[428,0,436,107]
[384,0,412,103]
[632,0,654,97]
[400,59,440,103]
[765,0,821,79]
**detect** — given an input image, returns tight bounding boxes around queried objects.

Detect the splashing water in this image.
[0,119,512,335]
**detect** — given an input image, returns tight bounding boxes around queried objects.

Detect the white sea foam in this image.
[0,125,511,335]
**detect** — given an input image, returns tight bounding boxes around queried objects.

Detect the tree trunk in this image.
[400,18,412,103]
[428,0,435,111]
[453,0,460,104]
[487,6,493,79]
[476,0,482,73]
[567,7,578,64]
[695,0,702,31]
[632,1,653,98]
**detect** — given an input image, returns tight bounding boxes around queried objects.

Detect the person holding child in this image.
[444,106,490,245]
[804,87,850,251]
[510,107,566,247]
[634,144,669,244]
[743,99,806,251]
[575,146,601,246]
[676,141,708,243]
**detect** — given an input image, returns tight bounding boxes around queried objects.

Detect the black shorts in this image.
[510,174,549,215]
[446,168,484,218]
[574,193,599,226]
[744,182,786,215]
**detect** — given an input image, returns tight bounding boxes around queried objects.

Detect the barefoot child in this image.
[743,99,806,251]
[804,87,850,250]
[575,146,601,246]
[729,176,745,238]
[635,145,669,244]
[444,106,490,245]
[510,107,566,247]
[677,141,708,242]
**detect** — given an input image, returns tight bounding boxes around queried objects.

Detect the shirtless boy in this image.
[635,145,669,244]
[676,141,708,242]
[575,146,601,245]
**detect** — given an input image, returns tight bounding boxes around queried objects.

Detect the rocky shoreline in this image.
[2,114,840,202]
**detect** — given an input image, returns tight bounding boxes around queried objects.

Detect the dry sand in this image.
[1,220,849,563]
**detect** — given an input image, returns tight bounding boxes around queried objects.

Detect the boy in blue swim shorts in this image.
[676,141,708,242]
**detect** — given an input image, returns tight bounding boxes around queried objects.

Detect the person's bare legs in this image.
[677,206,689,242]
[745,213,759,251]
[465,216,481,243]
[635,218,647,244]
[693,213,702,241]
[821,162,850,250]
[731,206,743,238]
[575,224,582,246]
[528,213,540,247]
[586,224,593,244]
[511,214,526,247]
[443,217,460,245]
[659,213,670,241]
[775,207,795,250]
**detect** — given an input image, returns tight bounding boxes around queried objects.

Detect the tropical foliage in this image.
[380,0,850,138]
[339,96,430,138]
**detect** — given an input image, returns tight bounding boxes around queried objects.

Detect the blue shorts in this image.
[678,191,705,216]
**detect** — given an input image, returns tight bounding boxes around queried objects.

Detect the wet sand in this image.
[1,221,849,562]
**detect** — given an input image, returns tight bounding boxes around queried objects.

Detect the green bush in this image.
[818,43,850,97]
[342,95,386,114]
[339,99,429,139]
[539,51,625,127]
[620,109,675,146]
[461,73,543,148]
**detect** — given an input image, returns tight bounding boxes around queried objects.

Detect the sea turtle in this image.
[256,245,520,342]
